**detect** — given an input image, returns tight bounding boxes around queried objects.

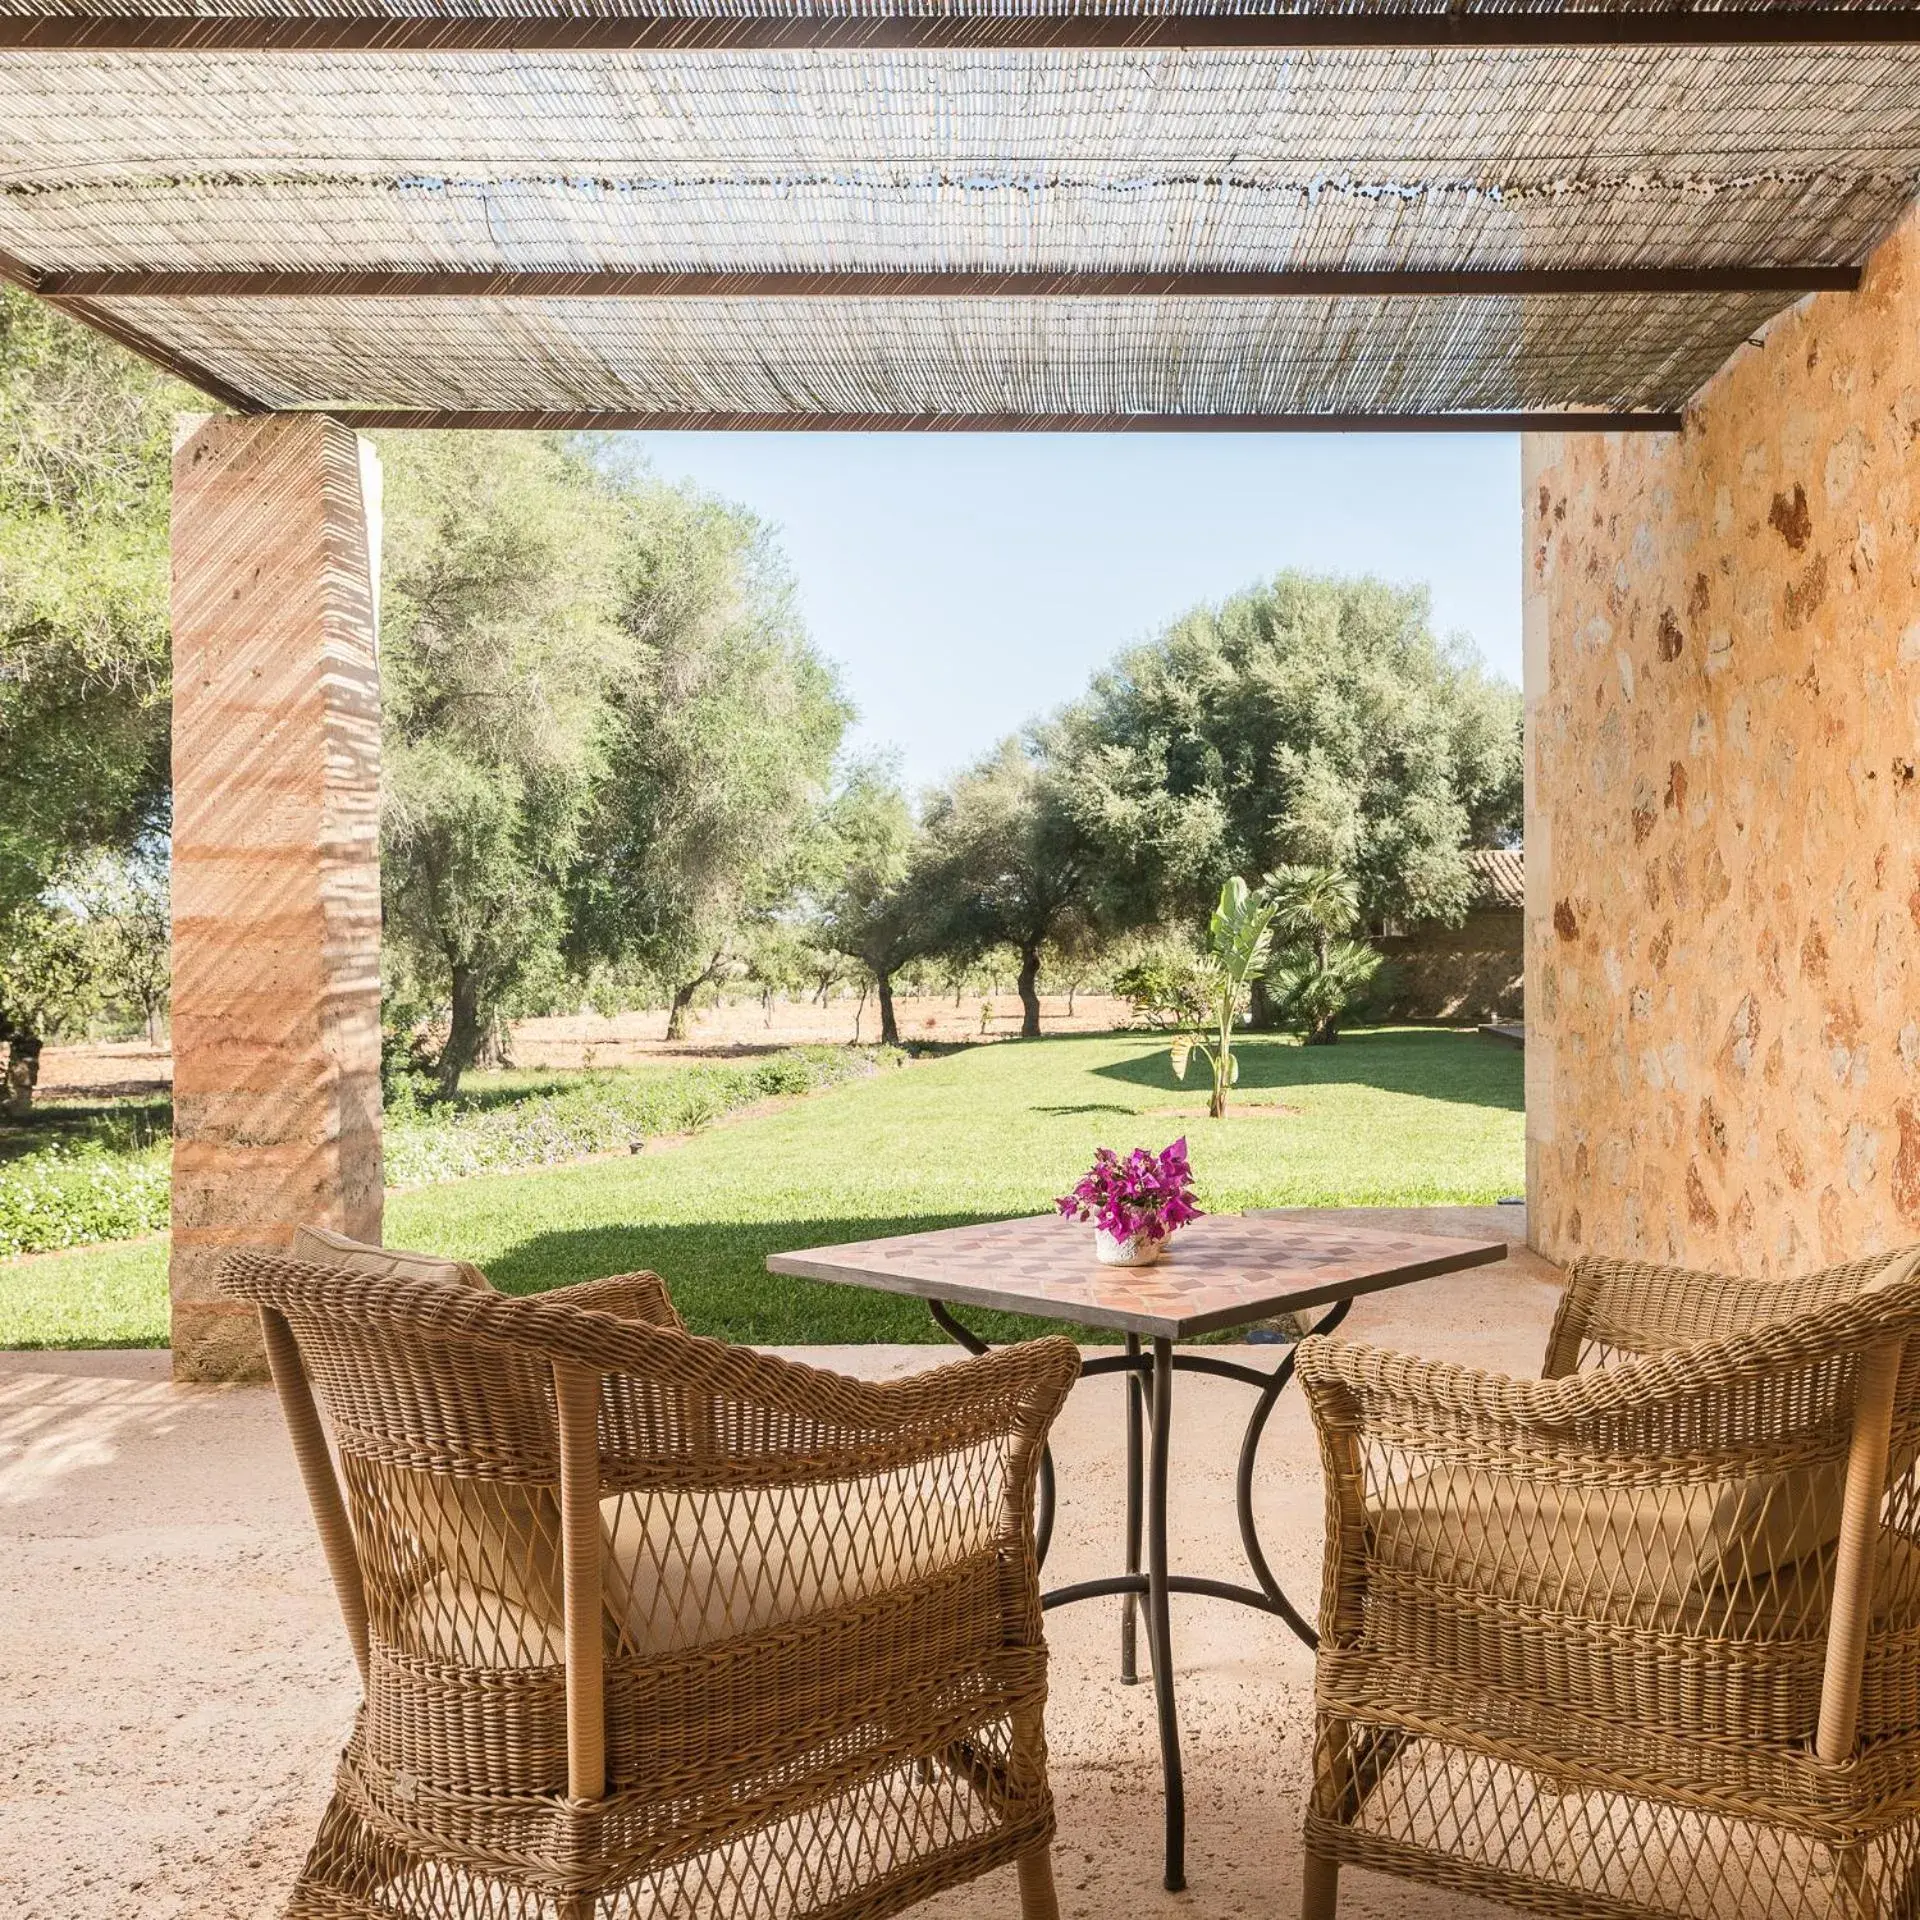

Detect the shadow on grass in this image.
[0,1096,172,1164]
[489,1215,1119,1347]
[1093,1027,1523,1112]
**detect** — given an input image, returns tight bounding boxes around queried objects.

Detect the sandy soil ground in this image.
[33,995,1136,1098]
[497,994,1134,1067]
[0,1207,1551,1920]
[27,1036,173,1101]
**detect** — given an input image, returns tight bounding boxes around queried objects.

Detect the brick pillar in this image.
[169,414,383,1381]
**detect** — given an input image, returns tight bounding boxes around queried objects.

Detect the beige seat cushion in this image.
[1373,1460,1920,1635]
[1372,1464,1831,1628]
[1376,1244,1920,1627]
[407,1470,979,1668]
[292,1223,491,1293]
[1394,1246,1920,1627]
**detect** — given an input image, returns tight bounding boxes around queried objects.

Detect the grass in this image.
[0,1026,1523,1349]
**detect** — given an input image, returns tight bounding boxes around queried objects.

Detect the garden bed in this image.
[0,1045,896,1260]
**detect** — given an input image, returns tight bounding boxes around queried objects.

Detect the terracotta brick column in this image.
[169,414,383,1380]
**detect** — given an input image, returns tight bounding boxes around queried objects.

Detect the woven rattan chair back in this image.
[1299,1245,1920,1920]
[223,1250,1077,1920]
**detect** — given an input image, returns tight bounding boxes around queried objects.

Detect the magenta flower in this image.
[1055,1137,1203,1245]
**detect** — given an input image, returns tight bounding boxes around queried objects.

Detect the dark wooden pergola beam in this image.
[42,265,1862,300]
[0,244,270,412]
[6,7,1920,48]
[319,407,1683,432]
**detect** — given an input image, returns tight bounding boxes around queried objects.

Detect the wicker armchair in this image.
[1296,1246,1920,1920]
[221,1244,1080,1920]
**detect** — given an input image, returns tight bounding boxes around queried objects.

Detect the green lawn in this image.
[0,1027,1522,1349]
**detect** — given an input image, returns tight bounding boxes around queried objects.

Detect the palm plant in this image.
[1169,876,1279,1119]
[1264,863,1383,1045]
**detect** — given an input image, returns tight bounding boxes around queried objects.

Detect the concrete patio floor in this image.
[0,1208,1560,1919]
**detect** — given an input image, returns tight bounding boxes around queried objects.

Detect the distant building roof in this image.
[1469,848,1525,913]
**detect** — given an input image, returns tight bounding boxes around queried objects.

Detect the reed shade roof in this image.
[4,9,1920,425]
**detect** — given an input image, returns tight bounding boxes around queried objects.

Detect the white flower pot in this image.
[1094,1226,1164,1267]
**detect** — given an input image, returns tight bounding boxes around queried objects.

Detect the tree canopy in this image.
[0,287,182,1094]
[377,431,628,1093]
[1044,571,1522,933]
[568,480,850,1039]
[0,287,178,925]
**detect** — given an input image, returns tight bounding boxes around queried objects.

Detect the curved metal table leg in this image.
[926,1291,1354,1894]
[1234,1296,1352,1649]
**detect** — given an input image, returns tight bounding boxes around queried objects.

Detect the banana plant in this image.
[1169,876,1279,1119]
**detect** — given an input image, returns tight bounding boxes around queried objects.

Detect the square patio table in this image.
[768,1210,1507,1893]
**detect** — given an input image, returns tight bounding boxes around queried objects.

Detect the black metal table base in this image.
[928,1297,1352,1894]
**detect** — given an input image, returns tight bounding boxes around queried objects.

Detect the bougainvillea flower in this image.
[1055,1137,1202,1243]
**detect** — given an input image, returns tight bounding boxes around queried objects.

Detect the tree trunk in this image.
[1306,1016,1340,1047]
[876,972,899,1046]
[437,966,481,1100]
[1017,944,1042,1039]
[852,982,869,1044]
[4,1030,41,1119]
[665,980,699,1042]
[1247,978,1276,1030]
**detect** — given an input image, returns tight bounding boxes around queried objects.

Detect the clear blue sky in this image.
[621,432,1522,793]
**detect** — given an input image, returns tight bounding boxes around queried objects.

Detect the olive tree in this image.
[1043,570,1521,935]
[922,742,1098,1039]
[569,485,849,1040]
[0,289,178,1103]
[377,431,626,1096]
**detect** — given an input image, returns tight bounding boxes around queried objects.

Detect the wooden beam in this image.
[320,407,1682,432]
[45,265,1862,300]
[0,245,266,414]
[4,8,1919,49]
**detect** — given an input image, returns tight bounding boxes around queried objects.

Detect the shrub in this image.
[0,1141,169,1258]
[382,1045,896,1187]
[1114,954,1212,1031]
[0,1046,899,1257]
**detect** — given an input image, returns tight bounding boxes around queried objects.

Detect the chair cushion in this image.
[1686,1244,1920,1585]
[405,1471,976,1668]
[1446,1246,1920,1620]
[292,1223,491,1293]
[291,1229,562,1631]
[1372,1465,1919,1631]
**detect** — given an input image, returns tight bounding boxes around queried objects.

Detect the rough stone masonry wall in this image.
[1375,909,1524,1024]
[1524,201,1920,1275]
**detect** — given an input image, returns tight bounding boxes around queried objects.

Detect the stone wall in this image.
[1523,202,1920,1274]
[1376,909,1524,1024]
[169,414,383,1379]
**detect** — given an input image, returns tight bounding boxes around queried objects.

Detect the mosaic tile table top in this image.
[767,1211,1508,1340]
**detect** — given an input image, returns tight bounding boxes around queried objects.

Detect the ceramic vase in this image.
[1094,1226,1165,1267]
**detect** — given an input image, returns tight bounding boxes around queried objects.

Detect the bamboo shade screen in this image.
[3,11,1920,420]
